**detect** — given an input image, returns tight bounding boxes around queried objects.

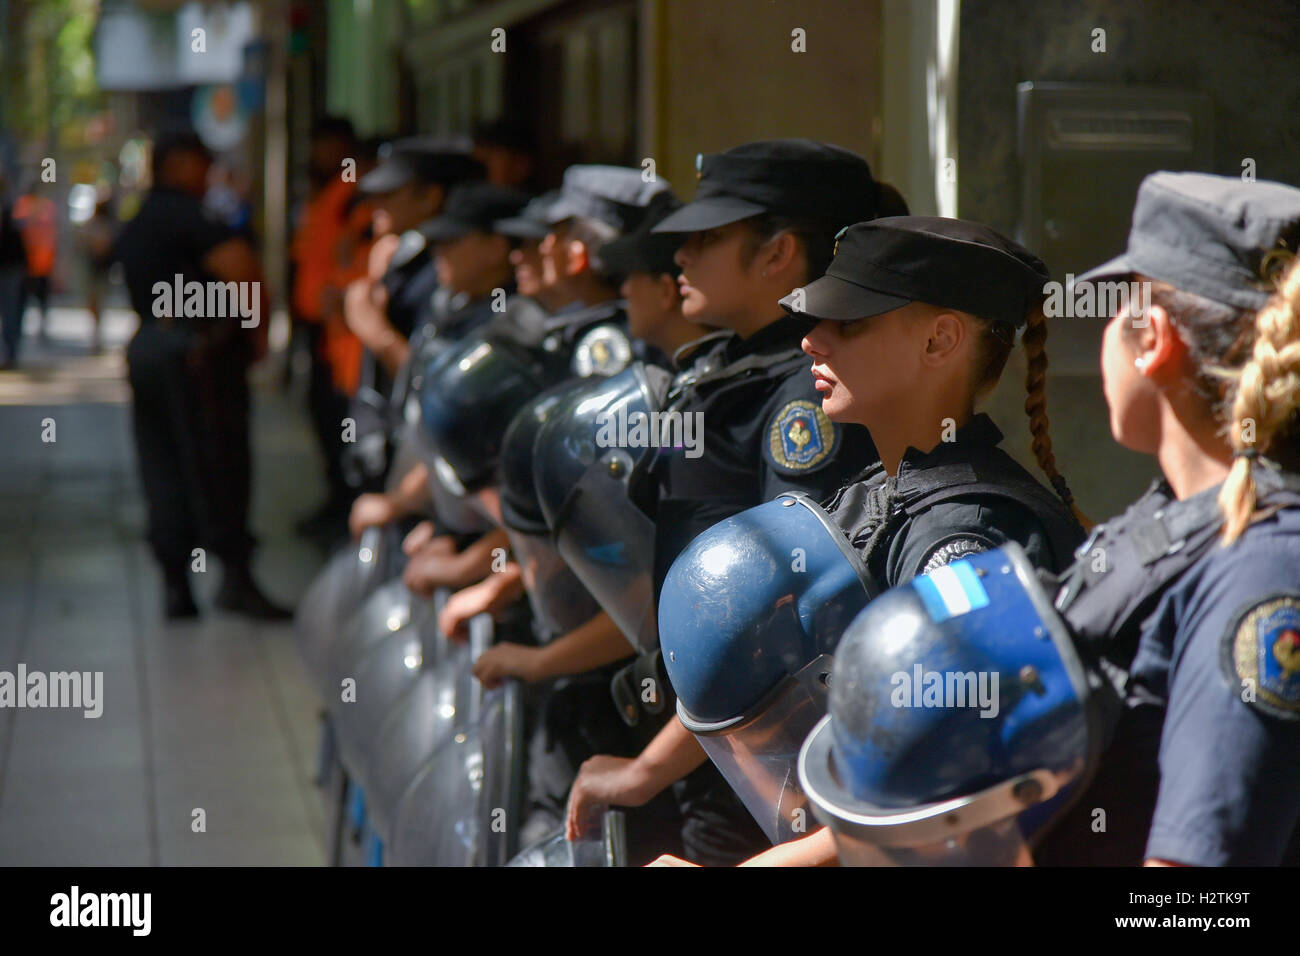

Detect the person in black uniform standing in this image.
[565,139,884,866]
[115,130,289,620]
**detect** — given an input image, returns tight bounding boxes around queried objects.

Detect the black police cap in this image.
[546,165,675,233]
[652,138,879,234]
[418,183,532,242]
[358,136,485,194]
[494,190,561,239]
[1078,171,1300,311]
[781,217,1050,327]
[593,195,684,280]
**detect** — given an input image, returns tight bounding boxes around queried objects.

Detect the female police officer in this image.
[1027,172,1300,866]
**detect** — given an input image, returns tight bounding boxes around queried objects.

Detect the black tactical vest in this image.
[1033,463,1300,866]
[823,434,1085,592]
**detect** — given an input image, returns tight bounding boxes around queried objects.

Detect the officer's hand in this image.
[402,521,448,557]
[566,755,642,840]
[438,578,501,642]
[472,643,540,689]
[349,493,398,538]
[402,540,468,598]
[645,855,700,868]
[368,232,402,281]
[343,278,389,345]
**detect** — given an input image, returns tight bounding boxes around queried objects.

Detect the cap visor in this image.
[543,198,581,224]
[651,196,767,233]
[418,217,474,242]
[780,273,911,321]
[358,165,410,195]
[1076,252,1136,285]
[493,217,548,239]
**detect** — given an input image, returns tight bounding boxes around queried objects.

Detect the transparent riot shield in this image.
[294,525,394,699]
[551,447,658,653]
[505,812,627,867]
[362,612,487,844]
[332,589,448,790]
[323,576,418,725]
[387,671,526,866]
[689,655,833,846]
[799,716,1050,867]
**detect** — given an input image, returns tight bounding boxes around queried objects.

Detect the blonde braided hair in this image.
[1220,255,1300,543]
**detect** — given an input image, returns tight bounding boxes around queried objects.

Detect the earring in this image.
[1134,357,1148,371]
[761,269,768,278]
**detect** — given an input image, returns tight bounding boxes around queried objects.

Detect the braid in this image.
[1219,256,1300,544]
[1022,305,1091,528]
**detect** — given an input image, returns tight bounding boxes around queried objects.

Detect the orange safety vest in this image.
[290,177,355,321]
[13,195,57,277]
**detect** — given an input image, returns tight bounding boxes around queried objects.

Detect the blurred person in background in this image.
[291,117,364,535]
[78,188,117,354]
[0,168,25,369]
[114,129,290,622]
[13,181,57,344]
[472,118,538,191]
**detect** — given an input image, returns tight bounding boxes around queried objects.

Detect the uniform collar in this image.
[897,413,1004,474]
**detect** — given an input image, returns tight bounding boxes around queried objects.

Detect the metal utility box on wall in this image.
[1017,82,1214,372]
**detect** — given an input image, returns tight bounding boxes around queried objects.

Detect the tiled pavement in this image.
[0,306,332,865]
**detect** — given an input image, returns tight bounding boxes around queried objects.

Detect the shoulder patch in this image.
[920,536,995,575]
[572,324,632,377]
[1221,593,1300,720]
[765,399,836,474]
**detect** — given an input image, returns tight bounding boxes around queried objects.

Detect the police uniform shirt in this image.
[114,187,237,324]
[1110,506,1300,865]
[823,413,1083,587]
[650,314,878,593]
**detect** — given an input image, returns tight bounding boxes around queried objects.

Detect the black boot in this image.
[215,566,294,621]
[164,566,200,620]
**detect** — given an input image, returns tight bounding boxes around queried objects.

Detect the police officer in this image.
[115,129,289,620]
[566,139,883,866]
[534,164,675,373]
[650,216,1085,866]
[1028,172,1300,866]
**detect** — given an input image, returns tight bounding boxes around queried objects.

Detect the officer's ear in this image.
[654,272,680,309]
[1135,303,1184,380]
[751,230,801,280]
[565,239,590,277]
[921,309,966,367]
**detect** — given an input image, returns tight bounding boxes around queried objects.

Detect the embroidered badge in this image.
[1221,593,1300,720]
[572,324,632,378]
[766,399,835,472]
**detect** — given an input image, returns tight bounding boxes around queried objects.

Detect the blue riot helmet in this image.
[415,330,556,533]
[494,381,603,641]
[659,493,877,844]
[533,362,674,653]
[798,542,1108,866]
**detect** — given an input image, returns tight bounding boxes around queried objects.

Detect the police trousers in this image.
[126,322,255,573]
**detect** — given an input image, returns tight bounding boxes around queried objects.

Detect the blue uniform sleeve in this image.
[1143,536,1300,865]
